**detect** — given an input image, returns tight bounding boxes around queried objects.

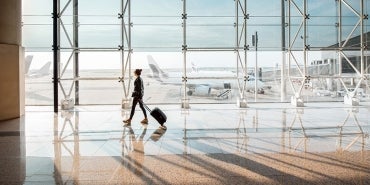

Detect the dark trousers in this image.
[129,97,147,119]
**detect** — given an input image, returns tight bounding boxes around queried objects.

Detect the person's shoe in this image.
[123,119,131,126]
[141,118,148,124]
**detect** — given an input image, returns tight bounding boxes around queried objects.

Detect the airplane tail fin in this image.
[147,55,169,81]
[37,61,51,75]
[25,55,33,74]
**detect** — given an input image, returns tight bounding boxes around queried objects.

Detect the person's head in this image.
[134,69,142,76]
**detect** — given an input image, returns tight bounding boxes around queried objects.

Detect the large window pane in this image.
[22,0,370,105]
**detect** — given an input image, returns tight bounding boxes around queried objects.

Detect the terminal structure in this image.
[52,0,369,111]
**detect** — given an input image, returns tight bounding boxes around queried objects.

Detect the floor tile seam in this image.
[23,108,370,115]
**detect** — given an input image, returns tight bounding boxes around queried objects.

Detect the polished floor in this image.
[0,102,369,185]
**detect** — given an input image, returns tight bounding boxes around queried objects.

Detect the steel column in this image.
[281,0,286,102]
[337,0,366,105]
[338,0,342,76]
[243,0,248,104]
[287,0,308,107]
[73,0,79,105]
[120,0,133,109]
[181,0,189,108]
[53,0,60,112]
[360,0,364,76]
[235,0,249,107]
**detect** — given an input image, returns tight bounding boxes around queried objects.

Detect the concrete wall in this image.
[0,44,24,120]
[0,0,24,121]
[0,0,21,45]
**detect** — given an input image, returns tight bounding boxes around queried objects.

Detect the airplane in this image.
[146,55,266,98]
[25,55,33,74]
[25,55,51,78]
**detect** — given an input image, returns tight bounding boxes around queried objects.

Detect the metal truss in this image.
[180,0,249,108]
[285,0,369,107]
[119,0,133,109]
[235,0,250,107]
[53,0,79,111]
[286,0,310,107]
[181,0,189,108]
[51,0,369,111]
[53,0,132,112]
[337,0,368,105]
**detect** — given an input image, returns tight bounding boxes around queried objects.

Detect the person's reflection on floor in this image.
[127,125,147,176]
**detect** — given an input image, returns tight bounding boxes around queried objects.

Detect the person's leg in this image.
[129,98,139,119]
[138,100,148,123]
[124,98,138,124]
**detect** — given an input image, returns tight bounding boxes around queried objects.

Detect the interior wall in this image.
[0,0,24,121]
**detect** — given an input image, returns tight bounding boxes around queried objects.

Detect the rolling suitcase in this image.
[142,101,167,125]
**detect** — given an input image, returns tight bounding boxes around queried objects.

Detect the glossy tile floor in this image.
[0,102,369,185]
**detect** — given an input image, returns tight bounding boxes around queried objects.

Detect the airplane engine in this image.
[224,83,231,89]
[193,86,211,96]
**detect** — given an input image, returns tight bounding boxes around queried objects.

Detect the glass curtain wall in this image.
[22,0,370,105]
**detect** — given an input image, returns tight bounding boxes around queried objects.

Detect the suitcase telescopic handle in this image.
[140,100,151,112]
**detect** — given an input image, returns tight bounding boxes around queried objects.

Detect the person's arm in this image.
[134,77,144,97]
[134,78,140,92]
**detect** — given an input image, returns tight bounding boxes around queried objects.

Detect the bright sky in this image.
[22,0,365,69]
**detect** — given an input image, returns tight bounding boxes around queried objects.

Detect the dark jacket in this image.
[133,76,144,98]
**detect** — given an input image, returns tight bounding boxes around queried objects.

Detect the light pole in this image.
[252,31,258,102]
